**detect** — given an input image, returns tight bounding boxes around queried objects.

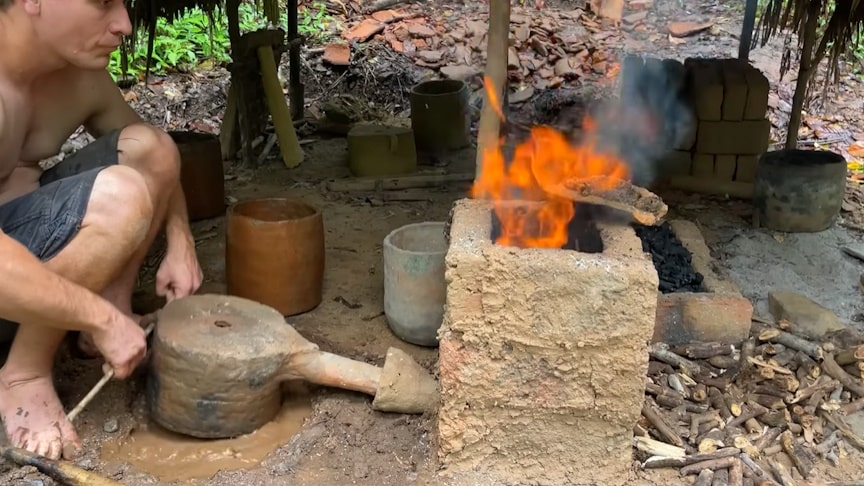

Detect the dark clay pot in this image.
[169,131,226,221]
[410,79,470,153]
[225,198,325,316]
[753,149,847,233]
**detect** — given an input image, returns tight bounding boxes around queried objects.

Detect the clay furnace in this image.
[437,198,659,486]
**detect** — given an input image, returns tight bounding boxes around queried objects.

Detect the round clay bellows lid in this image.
[156,293,291,359]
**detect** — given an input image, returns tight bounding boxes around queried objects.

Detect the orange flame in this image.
[471,76,631,249]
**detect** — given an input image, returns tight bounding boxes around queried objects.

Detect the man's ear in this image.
[22,0,41,15]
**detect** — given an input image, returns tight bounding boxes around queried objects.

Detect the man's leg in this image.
[40,125,183,359]
[0,165,154,459]
[102,124,183,316]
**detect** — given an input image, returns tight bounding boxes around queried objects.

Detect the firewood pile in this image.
[637,318,864,485]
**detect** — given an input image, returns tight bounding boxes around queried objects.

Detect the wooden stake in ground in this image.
[257,44,305,168]
[473,0,510,181]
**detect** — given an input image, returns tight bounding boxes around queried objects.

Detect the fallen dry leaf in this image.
[849,141,864,157]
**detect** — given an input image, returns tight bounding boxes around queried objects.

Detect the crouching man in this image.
[0,0,203,459]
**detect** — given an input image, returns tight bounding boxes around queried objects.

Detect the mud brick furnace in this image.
[437,199,659,485]
[621,56,772,196]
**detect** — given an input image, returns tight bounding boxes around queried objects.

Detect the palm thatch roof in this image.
[754,0,864,84]
[121,0,281,75]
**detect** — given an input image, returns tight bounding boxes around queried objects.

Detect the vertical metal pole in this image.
[287,0,304,121]
[738,0,758,60]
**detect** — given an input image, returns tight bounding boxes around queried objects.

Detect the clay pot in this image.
[753,149,847,233]
[383,222,447,347]
[169,131,226,221]
[225,198,324,316]
[410,79,470,153]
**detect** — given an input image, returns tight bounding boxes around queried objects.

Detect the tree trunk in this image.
[785,1,821,150]
[738,0,758,60]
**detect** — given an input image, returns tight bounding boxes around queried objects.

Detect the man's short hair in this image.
[0,0,11,10]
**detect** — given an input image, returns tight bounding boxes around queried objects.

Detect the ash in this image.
[633,222,705,293]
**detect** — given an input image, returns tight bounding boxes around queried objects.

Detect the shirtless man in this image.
[0,0,203,460]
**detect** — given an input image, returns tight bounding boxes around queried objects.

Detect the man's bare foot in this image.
[0,371,81,459]
[75,313,143,358]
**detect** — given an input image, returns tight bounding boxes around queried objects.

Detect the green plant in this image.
[109,1,332,80]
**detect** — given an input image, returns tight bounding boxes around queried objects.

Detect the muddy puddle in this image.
[101,391,313,482]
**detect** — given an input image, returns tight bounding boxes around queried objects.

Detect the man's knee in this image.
[87,165,154,245]
[117,124,181,186]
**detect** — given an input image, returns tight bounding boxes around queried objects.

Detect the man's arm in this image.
[0,230,114,334]
[82,70,192,245]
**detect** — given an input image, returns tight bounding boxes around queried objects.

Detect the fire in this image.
[471,76,631,249]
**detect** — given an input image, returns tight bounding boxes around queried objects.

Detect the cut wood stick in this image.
[694,469,715,486]
[650,343,704,376]
[835,344,864,366]
[633,435,686,457]
[642,447,740,469]
[680,455,738,475]
[766,456,795,486]
[729,457,744,486]
[642,401,685,447]
[546,175,669,226]
[839,397,864,415]
[747,357,793,375]
[727,402,768,429]
[822,352,864,398]
[67,320,157,422]
[779,430,814,478]
[0,444,122,486]
[821,410,864,451]
[790,377,838,404]
[757,329,824,361]
[672,342,735,359]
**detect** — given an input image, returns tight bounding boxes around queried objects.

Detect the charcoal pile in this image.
[634,222,705,293]
[636,318,864,485]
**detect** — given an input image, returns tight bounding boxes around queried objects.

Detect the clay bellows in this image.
[546,175,669,226]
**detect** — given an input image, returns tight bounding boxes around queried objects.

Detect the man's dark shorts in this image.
[0,130,121,342]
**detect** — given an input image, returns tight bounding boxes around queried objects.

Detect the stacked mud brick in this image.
[621,56,771,194]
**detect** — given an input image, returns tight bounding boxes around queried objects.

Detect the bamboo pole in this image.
[257,44,305,168]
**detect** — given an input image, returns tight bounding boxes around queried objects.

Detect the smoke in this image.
[587,55,695,188]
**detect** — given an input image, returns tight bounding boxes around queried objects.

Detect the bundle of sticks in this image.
[636,317,864,486]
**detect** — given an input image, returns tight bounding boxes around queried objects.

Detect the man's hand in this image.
[155,233,203,301]
[89,311,147,379]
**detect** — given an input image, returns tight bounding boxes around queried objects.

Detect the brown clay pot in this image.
[225,198,325,316]
[169,131,226,221]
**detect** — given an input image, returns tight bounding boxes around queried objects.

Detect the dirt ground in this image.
[4,0,864,484]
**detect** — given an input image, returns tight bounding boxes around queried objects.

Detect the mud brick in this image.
[691,153,714,177]
[653,220,753,345]
[721,59,749,121]
[658,150,692,177]
[735,155,760,182]
[744,66,770,120]
[695,120,770,155]
[714,154,737,181]
[685,58,723,121]
[439,198,658,486]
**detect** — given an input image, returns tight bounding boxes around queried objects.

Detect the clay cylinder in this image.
[226,198,325,315]
[410,79,470,152]
[169,131,226,221]
[753,149,847,233]
[383,222,447,347]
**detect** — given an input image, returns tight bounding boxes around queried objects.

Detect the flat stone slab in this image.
[768,291,846,339]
